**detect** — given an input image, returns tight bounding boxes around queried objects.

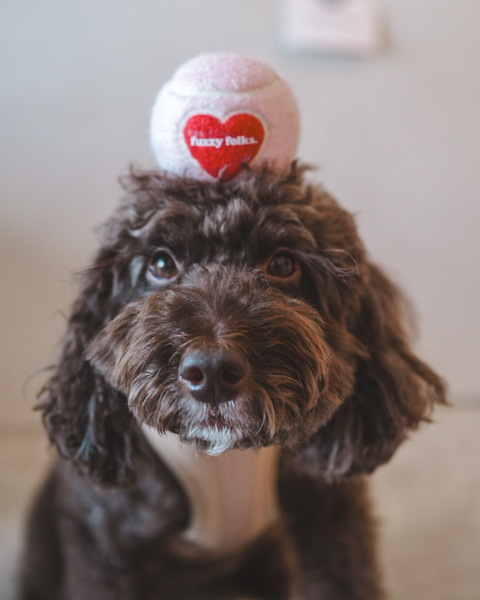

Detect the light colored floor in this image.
[372,404,480,600]
[1,405,479,599]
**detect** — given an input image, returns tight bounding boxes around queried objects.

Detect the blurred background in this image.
[1,1,479,598]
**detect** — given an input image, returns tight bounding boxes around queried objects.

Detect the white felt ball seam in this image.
[170,79,281,99]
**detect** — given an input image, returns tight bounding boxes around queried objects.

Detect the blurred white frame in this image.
[280,0,383,56]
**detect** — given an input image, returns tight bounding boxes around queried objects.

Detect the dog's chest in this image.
[142,427,281,555]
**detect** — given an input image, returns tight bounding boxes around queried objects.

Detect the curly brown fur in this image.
[19,163,446,600]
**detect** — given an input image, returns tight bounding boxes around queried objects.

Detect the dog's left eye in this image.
[149,251,178,280]
[266,253,299,280]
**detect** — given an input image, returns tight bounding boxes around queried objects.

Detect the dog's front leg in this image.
[279,458,385,600]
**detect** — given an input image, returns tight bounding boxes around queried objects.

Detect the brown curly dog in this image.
[18,164,445,600]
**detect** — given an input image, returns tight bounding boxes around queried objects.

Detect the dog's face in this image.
[40,166,445,484]
[87,178,357,456]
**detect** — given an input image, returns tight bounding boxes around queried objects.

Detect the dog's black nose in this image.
[179,347,249,405]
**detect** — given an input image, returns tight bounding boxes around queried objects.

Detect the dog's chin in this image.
[164,411,267,456]
[181,422,245,456]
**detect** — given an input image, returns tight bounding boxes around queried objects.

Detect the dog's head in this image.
[39,165,445,485]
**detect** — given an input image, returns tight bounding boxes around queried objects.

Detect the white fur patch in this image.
[142,425,280,556]
[185,423,242,456]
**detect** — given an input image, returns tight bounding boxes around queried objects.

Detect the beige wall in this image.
[1,0,479,428]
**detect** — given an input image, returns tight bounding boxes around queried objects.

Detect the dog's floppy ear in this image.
[37,250,142,486]
[300,260,446,480]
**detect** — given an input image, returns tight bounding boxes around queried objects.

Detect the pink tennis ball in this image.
[150,53,300,181]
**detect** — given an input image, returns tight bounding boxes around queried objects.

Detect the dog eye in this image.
[149,251,178,280]
[267,253,298,279]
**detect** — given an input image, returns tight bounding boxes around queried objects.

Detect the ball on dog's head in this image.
[150,53,300,181]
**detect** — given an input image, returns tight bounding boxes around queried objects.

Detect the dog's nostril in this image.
[220,365,245,386]
[181,366,204,386]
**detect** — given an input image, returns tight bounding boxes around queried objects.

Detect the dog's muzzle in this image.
[87,266,348,451]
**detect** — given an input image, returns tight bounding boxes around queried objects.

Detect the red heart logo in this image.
[184,113,265,181]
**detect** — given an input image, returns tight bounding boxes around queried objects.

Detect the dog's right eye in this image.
[149,251,178,280]
[265,250,301,284]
